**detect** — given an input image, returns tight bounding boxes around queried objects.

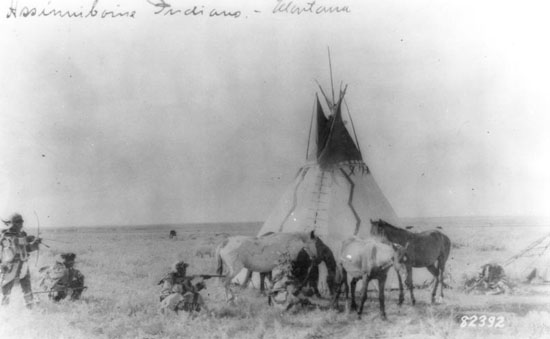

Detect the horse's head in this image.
[370,219,383,236]
[313,236,332,261]
[391,242,410,267]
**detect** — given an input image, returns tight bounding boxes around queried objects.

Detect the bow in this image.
[34,210,40,266]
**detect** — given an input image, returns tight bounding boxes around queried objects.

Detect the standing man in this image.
[0,213,42,308]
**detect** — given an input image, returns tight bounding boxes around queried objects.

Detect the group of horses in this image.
[214,220,451,320]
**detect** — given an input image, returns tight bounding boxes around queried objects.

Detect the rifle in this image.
[33,286,88,294]
[40,238,70,244]
[194,274,225,280]
[157,274,225,285]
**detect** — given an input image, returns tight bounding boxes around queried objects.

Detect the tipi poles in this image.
[503,232,550,266]
[315,80,333,110]
[328,46,335,105]
[306,97,317,159]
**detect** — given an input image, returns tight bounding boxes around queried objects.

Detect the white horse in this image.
[332,237,406,320]
[216,231,319,302]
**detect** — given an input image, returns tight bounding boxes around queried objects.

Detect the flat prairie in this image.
[1,217,549,339]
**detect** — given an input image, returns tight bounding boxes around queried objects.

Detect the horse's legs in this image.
[331,275,343,309]
[378,272,388,320]
[312,285,322,298]
[223,263,244,303]
[349,277,359,311]
[326,267,336,297]
[225,274,237,303]
[395,266,404,306]
[260,272,267,293]
[426,264,440,304]
[311,266,322,298]
[357,274,370,318]
[265,272,273,291]
[241,270,252,289]
[405,265,415,305]
[332,266,348,309]
[223,275,234,302]
[438,258,447,299]
[344,272,349,299]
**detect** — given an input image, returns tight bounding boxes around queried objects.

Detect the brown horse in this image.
[370,219,451,304]
[331,237,406,320]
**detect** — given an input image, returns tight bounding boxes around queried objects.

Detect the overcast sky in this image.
[1,0,549,227]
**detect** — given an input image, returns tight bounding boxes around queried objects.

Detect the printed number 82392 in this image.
[459,315,505,328]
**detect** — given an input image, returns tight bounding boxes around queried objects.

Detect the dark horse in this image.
[242,234,337,296]
[292,237,337,297]
[370,219,451,304]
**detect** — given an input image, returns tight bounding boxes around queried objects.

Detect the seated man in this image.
[39,253,86,301]
[158,261,208,314]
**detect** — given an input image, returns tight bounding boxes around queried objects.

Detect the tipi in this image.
[236,80,438,292]
[257,84,401,255]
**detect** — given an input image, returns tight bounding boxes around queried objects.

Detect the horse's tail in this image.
[442,233,451,263]
[216,238,229,276]
[437,232,451,258]
[435,232,452,273]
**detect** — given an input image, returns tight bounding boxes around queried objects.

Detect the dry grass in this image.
[1,219,549,339]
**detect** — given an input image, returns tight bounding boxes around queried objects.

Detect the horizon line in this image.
[21,214,550,229]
